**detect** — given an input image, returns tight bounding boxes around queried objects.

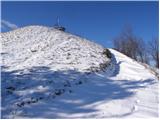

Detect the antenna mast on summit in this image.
[54,16,65,31]
[57,16,60,27]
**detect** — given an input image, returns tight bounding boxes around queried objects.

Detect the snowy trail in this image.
[4,49,158,118]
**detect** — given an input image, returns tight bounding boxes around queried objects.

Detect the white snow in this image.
[1,26,159,118]
[1,25,110,72]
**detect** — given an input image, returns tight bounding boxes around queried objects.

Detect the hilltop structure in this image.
[54,17,66,31]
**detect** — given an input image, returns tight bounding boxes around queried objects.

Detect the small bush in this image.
[99,62,109,71]
[103,49,112,58]
[54,89,65,96]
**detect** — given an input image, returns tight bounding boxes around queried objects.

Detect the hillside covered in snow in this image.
[1,26,159,118]
[1,26,110,72]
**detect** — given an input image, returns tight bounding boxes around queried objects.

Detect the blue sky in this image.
[1,1,159,48]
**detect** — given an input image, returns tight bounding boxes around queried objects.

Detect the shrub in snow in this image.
[103,48,112,58]
[99,62,109,71]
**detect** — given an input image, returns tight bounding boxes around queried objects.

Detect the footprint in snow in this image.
[132,99,140,112]
[133,105,138,111]
[136,99,140,103]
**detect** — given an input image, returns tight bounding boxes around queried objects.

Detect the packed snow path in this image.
[1,49,158,118]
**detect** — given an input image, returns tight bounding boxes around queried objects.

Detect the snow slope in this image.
[1,26,159,118]
[1,25,110,72]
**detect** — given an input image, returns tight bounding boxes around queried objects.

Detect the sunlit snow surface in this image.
[1,26,159,118]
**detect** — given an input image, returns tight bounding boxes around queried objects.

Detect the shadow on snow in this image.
[1,58,156,118]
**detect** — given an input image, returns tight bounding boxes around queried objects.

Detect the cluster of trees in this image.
[113,26,159,68]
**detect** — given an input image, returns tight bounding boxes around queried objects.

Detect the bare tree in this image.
[136,38,149,64]
[113,26,139,60]
[149,38,159,68]
[113,25,149,64]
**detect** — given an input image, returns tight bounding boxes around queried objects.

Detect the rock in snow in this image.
[1,26,159,118]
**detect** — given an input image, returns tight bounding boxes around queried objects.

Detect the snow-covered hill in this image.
[1,26,159,118]
[1,25,110,72]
